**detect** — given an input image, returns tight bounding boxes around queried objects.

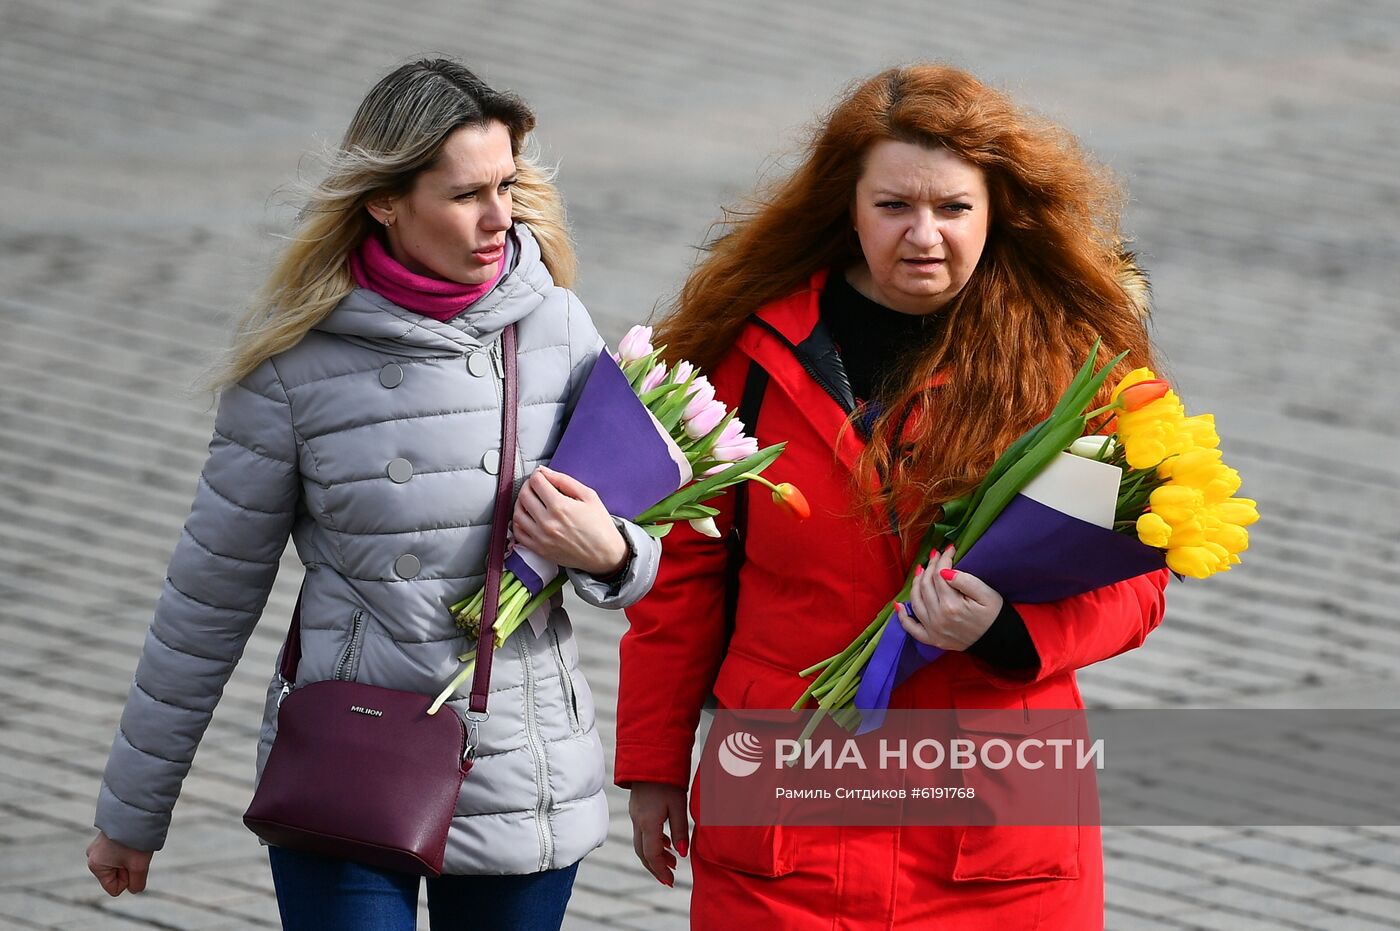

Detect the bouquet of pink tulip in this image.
[430,325,806,713]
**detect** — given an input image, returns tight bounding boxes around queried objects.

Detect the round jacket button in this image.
[467,352,490,377]
[394,554,421,579]
[379,363,404,388]
[386,458,413,483]
[482,449,501,475]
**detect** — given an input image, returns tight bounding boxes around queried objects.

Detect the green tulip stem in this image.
[427,652,478,716]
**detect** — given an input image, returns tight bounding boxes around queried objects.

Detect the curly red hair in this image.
[654,64,1158,541]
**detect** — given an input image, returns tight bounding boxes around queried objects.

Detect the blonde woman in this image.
[85,59,659,929]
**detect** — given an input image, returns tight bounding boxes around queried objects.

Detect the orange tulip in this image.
[1117,379,1171,412]
[772,482,811,520]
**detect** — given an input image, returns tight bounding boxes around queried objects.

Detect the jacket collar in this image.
[315,224,553,356]
[738,270,865,473]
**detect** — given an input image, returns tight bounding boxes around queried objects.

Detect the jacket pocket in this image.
[332,609,366,682]
[692,824,798,878]
[548,626,582,733]
[948,677,1084,882]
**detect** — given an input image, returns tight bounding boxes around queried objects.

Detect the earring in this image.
[383,217,393,228]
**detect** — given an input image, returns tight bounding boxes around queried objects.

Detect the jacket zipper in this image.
[334,610,365,681]
[549,626,582,733]
[518,634,555,870]
[751,317,854,415]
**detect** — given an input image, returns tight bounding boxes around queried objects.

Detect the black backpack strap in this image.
[722,360,770,633]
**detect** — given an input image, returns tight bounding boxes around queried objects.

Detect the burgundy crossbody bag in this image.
[243,324,518,876]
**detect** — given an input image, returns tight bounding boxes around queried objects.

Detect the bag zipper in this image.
[334,609,365,681]
[549,626,582,733]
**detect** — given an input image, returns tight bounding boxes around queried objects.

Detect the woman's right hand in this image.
[628,781,689,887]
[86,830,153,896]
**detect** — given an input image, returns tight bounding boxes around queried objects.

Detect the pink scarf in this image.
[348,234,507,321]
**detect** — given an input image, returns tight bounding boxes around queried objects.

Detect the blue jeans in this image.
[268,846,579,930]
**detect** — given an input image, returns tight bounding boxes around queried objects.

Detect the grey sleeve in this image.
[94,360,299,851]
[566,516,662,609]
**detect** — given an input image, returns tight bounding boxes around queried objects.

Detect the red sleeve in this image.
[613,349,750,788]
[973,568,1171,687]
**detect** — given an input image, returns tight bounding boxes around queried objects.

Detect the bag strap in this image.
[469,323,518,716]
[278,325,520,714]
[721,359,769,634]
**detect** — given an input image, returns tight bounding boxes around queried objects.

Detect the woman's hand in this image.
[86,830,153,896]
[895,545,1003,651]
[512,466,628,577]
[628,781,689,887]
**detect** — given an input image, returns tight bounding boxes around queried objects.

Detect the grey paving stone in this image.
[0,890,105,928]
[1203,834,1356,873]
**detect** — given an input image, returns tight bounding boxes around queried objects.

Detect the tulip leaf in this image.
[687,410,737,459]
[642,522,673,538]
[635,443,785,523]
[665,503,721,520]
[639,382,686,406]
[955,416,1087,558]
[1047,337,1103,424]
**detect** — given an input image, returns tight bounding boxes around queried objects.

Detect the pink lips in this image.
[473,244,504,264]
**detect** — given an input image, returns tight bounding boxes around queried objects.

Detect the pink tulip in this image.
[715,418,746,446]
[703,463,730,477]
[640,362,668,393]
[713,437,759,462]
[617,325,654,363]
[684,399,727,438]
[683,377,716,420]
[671,360,695,385]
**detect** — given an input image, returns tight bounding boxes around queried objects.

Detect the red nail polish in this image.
[914,565,924,576]
[939,568,957,581]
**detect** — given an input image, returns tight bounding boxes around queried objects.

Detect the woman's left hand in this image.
[894,545,1003,651]
[512,466,629,577]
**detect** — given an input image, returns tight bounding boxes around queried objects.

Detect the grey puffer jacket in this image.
[95,225,660,874]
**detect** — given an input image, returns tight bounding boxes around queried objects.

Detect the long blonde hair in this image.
[208,58,576,391]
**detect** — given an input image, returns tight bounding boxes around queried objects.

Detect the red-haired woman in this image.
[616,65,1170,928]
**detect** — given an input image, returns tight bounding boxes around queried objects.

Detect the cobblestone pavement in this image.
[2,0,1399,928]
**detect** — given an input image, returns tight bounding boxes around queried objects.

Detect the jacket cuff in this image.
[614,738,693,790]
[566,517,660,610]
[94,781,167,853]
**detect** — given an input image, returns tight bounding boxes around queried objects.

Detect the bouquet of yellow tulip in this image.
[430,326,807,714]
[794,340,1258,735]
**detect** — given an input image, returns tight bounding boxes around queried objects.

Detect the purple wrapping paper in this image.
[851,494,1166,733]
[505,351,689,595]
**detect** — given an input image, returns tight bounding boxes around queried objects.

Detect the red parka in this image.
[616,272,1169,930]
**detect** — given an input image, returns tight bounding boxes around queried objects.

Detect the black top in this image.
[820,269,1040,673]
[819,269,941,407]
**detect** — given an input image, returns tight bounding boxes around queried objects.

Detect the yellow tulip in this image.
[1149,485,1204,526]
[1136,512,1173,548]
[1182,413,1219,450]
[1207,521,1250,555]
[1117,394,1189,469]
[1166,546,1222,579]
[1215,497,1260,527]
[1167,518,1208,548]
[1161,447,1223,487]
[1201,465,1242,505]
